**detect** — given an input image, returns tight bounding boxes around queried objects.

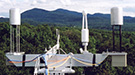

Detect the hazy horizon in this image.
[0,0,135,17]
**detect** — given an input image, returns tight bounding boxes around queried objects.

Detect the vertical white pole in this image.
[10,25,12,53]
[85,13,88,29]
[16,25,20,52]
[82,11,84,29]
[13,27,14,53]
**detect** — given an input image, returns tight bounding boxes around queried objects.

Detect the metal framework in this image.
[6,8,127,75]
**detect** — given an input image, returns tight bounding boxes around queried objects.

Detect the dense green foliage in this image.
[0,22,135,75]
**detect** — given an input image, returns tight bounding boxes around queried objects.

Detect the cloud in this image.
[60,0,72,6]
[31,0,37,6]
[37,0,47,3]
[124,7,135,12]
[31,0,47,5]
[0,12,9,18]
[0,0,135,17]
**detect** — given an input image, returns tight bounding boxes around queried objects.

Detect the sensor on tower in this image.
[81,11,89,51]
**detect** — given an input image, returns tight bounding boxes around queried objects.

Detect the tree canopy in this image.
[0,22,135,75]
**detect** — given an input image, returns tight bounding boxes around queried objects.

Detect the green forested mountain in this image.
[0,22,135,75]
[21,8,135,31]
[1,8,135,31]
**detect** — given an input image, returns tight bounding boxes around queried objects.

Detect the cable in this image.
[59,48,67,54]
[48,56,68,66]
[9,53,68,63]
[9,54,104,68]
[9,60,37,63]
[9,54,67,63]
[72,57,97,66]
[9,54,44,63]
[73,56,93,63]
[72,56,103,66]
[48,69,50,75]
[42,54,48,75]
[49,56,71,69]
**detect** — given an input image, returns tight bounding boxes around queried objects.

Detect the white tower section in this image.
[111,7,123,25]
[10,8,21,25]
[56,29,60,49]
[10,8,21,54]
[81,11,89,51]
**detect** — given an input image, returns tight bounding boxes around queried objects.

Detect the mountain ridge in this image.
[1,8,135,31]
[21,8,135,31]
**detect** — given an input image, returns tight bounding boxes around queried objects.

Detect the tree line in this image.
[0,22,135,75]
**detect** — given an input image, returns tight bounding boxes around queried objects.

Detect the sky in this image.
[0,0,135,17]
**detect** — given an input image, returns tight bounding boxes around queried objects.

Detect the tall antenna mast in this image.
[81,11,89,51]
[56,29,60,44]
[111,7,123,51]
[10,8,21,53]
